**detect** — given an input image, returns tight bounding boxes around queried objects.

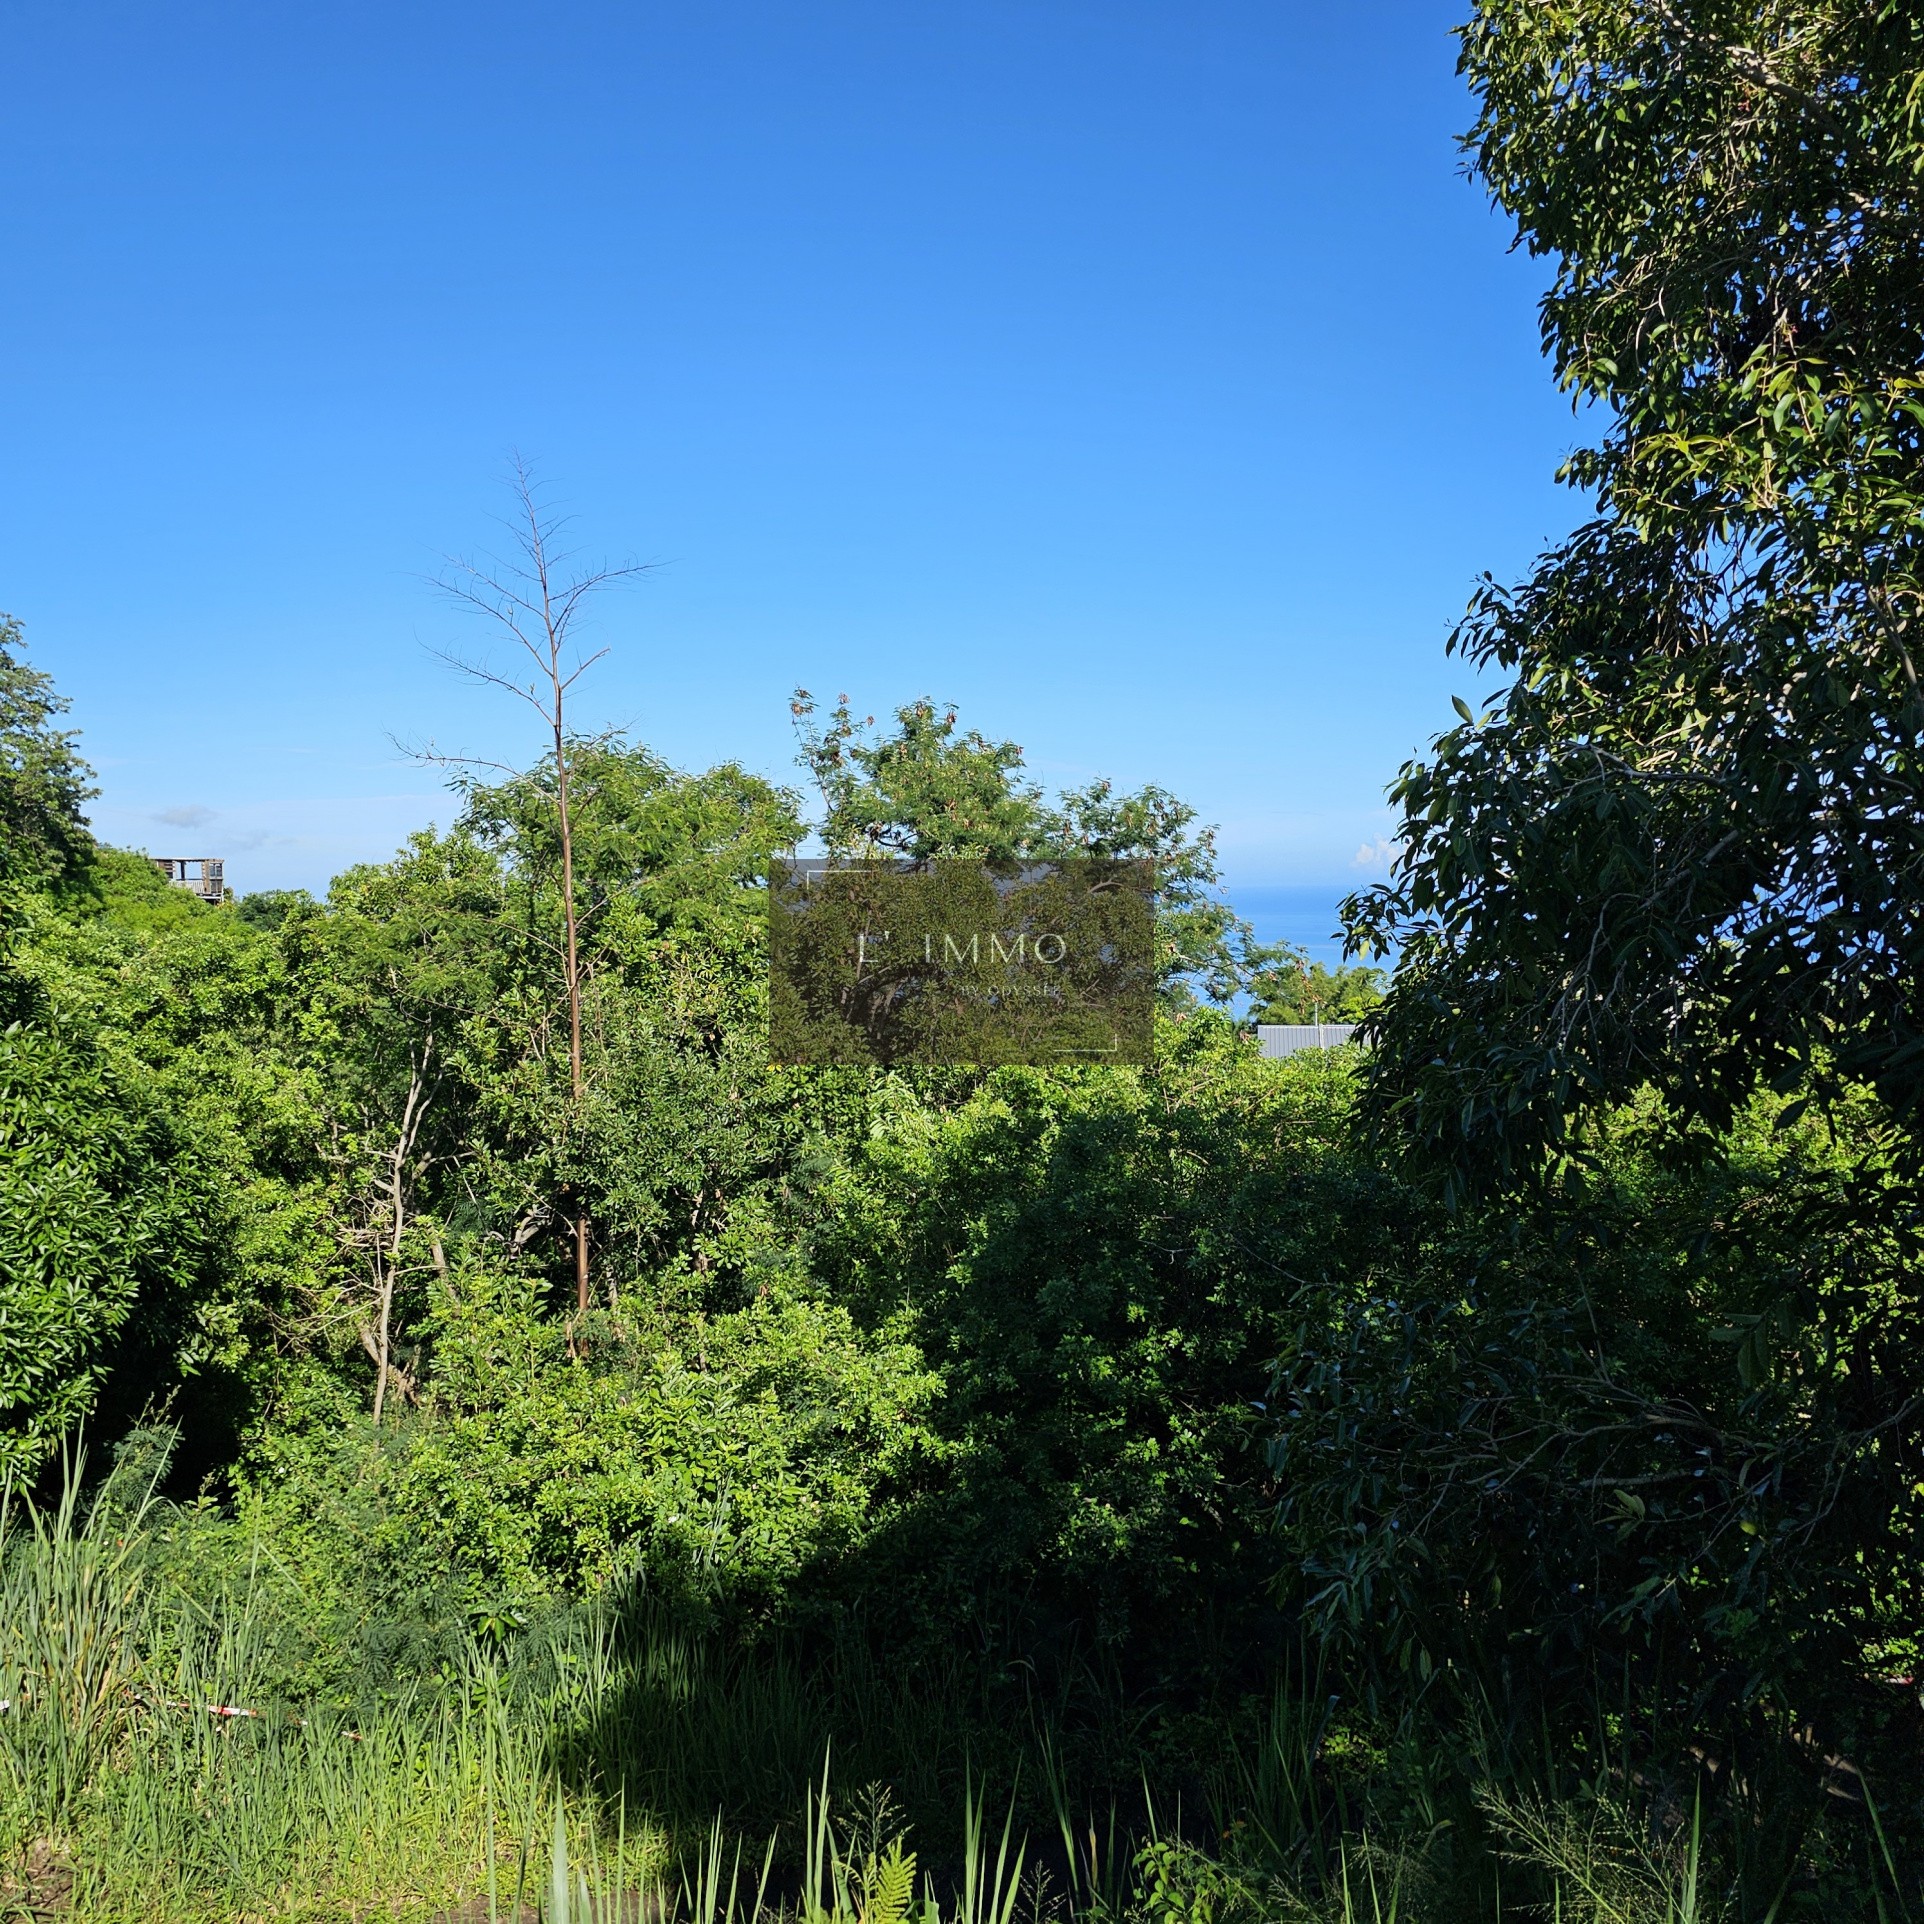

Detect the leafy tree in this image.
[1049,774,1255,1006]
[259,742,821,1425]
[0,615,94,896]
[807,1023,1390,1675]
[794,692,1041,863]
[1347,1,1924,1182]
[0,853,315,1475]
[235,889,317,933]
[235,1272,939,1644]
[0,1020,208,1473]
[452,740,808,1294]
[1247,955,1385,1027]
[793,692,1263,1004]
[431,464,648,1318]
[1270,1089,1921,1759]
[1316,0,1924,1798]
[287,829,512,1418]
[458,737,801,961]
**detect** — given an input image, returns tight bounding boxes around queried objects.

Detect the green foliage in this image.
[1247,958,1385,1028]
[796,692,1043,864]
[1477,1788,1717,1924]
[0,1446,615,1921]
[0,1004,229,1474]
[1317,5,1924,1845]
[793,693,1264,1005]
[1349,1,1924,1178]
[237,1276,939,1645]
[808,1026,1386,1667]
[0,1463,1878,1924]
[233,887,316,932]
[2,851,325,1471]
[71,844,223,931]
[0,613,94,897]
[458,736,803,949]
[1262,1094,1924,1924]
[0,634,1914,1912]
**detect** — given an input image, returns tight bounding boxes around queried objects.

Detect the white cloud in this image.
[153,803,216,829]
[1351,836,1398,874]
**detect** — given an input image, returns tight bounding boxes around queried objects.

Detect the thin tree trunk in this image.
[372,1048,431,1425]
[372,1256,393,1427]
[552,702,590,1319]
[433,464,642,1341]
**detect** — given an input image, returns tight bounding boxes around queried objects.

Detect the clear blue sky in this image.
[0,0,1581,954]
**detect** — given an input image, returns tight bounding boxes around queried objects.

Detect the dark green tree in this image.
[1302,0,1924,1811]
[0,1020,216,1473]
[1347,1,1924,1181]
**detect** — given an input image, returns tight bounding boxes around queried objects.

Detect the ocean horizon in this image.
[1225,882,1371,969]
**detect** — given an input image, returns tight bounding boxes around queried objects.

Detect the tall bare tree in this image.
[433,461,644,1321]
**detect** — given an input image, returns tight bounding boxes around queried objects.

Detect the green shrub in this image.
[0,1018,224,1474]
[229,1273,940,1683]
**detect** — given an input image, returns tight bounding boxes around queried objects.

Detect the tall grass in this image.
[0,1452,1907,1922]
[0,1449,579,1919]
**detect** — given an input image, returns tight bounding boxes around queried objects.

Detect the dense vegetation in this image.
[4,3,1923,1918]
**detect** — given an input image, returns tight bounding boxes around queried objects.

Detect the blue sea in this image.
[1224,883,1363,969]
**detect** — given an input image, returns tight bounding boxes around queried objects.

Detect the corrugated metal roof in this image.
[1255,1024,1358,1058]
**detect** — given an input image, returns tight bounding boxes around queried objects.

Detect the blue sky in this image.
[0,1,1582,955]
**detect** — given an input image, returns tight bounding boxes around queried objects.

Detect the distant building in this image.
[153,856,225,904]
[1256,1023,1357,1058]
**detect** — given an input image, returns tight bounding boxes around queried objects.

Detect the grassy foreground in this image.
[0,1454,1896,1924]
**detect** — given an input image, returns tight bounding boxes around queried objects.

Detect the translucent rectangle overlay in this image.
[769,858,1155,1066]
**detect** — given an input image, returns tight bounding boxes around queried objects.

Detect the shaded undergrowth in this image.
[0,1451,1910,1923]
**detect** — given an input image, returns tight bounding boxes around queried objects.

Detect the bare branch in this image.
[556,647,612,694]
[423,459,656,1333]
[391,733,523,779]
